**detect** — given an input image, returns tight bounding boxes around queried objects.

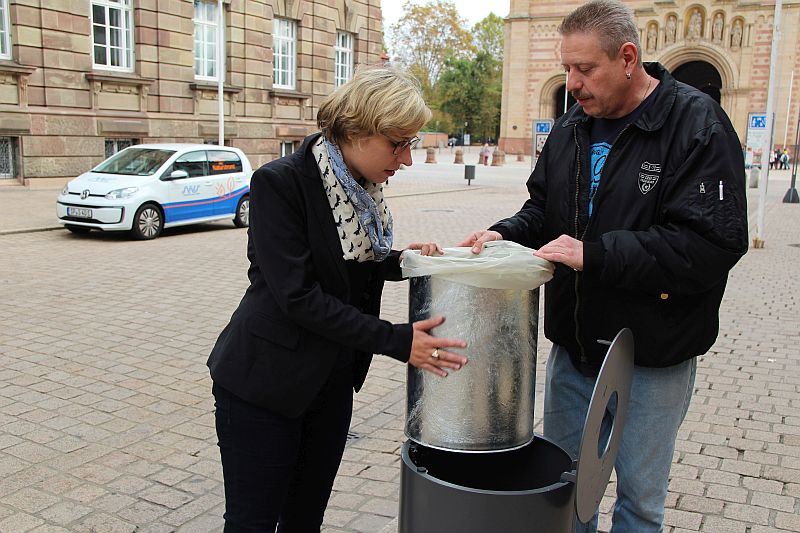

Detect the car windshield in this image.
[92,148,176,176]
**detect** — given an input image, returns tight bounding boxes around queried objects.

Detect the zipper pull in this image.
[699,182,706,194]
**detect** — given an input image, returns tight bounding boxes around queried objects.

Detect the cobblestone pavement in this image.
[1,162,799,532]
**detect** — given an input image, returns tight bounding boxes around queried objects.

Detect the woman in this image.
[207,66,468,532]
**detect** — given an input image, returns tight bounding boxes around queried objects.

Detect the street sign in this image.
[746,112,769,166]
[532,119,554,170]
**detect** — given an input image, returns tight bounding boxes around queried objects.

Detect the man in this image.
[460,1,748,531]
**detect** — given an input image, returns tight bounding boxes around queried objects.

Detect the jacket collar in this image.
[560,62,677,132]
[299,133,350,286]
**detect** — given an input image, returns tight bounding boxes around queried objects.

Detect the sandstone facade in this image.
[500,0,799,160]
[0,0,383,186]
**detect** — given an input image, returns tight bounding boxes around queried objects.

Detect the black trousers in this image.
[213,365,354,532]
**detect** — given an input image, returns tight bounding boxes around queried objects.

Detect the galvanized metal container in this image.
[405,275,539,452]
[398,329,635,533]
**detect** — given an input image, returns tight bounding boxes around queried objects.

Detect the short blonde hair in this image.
[317,65,431,143]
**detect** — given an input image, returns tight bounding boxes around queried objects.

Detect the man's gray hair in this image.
[558,0,642,64]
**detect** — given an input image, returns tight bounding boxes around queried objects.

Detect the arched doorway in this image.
[672,61,722,103]
[554,85,577,118]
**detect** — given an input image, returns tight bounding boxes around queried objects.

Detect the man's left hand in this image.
[534,234,584,271]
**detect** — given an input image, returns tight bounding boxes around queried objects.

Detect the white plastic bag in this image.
[401,240,554,290]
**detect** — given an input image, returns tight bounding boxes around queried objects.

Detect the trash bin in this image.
[464,164,475,184]
[398,329,635,533]
[399,245,634,532]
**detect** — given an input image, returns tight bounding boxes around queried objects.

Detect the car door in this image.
[162,150,215,223]
[207,149,246,216]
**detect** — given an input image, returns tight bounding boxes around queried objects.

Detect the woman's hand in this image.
[401,242,444,260]
[458,230,503,254]
[410,316,468,377]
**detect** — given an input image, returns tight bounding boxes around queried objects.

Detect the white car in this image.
[56,144,253,240]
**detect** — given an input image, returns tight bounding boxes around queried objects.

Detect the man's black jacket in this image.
[491,63,748,374]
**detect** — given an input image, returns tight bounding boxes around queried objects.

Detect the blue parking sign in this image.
[535,121,551,133]
[750,115,767,129]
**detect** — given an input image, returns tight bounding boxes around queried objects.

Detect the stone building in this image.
[500,0,798,160]
[0,0,384,187]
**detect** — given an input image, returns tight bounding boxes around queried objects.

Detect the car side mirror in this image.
[168,169,189,180]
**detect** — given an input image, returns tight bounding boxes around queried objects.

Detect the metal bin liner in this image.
[401,242,554,451]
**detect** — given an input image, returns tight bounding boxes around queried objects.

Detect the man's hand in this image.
[458,230,503,254]
[534,234,584,271]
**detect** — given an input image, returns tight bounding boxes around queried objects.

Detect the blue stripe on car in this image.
[162,185,249,223]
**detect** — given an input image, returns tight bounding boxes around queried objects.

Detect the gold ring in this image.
[431,349,439,359]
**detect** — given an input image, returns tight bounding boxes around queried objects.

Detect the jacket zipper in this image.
[572,124,630,366]
[572,126,586,363]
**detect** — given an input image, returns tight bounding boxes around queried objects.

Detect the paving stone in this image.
[0,512,46,533]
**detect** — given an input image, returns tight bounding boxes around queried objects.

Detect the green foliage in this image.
[437,51,502,140]
[388,6,504,139]
[473,12,504,60]
[389,0,475,96]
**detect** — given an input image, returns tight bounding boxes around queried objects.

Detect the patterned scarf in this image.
[311,137,393,262]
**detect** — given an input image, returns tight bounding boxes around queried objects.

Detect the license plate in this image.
[67,207,93,219]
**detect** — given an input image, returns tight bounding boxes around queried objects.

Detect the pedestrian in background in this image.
[460,1,748,531]
[481,142,492,166]
[208,65,468,532]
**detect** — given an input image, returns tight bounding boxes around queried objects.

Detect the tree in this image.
[435,11,504,141]
[388,0,474,96]
[473,12,505,61]
[437,51,502,141]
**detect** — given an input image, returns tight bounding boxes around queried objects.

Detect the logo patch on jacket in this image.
[638,161,661,194]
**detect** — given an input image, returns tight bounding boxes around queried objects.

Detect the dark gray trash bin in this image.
[465,164,475,185]
[398,329,635,533]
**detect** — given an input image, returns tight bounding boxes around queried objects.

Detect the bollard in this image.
[748,166,759,188]
[425,147,437,164]
[454,149,464,164]
[517,151,525,162]
[464,164,475,186]
[491,149,505,166]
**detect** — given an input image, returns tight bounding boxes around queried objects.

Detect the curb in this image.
[384,186,483,199]
[0,226,62,236]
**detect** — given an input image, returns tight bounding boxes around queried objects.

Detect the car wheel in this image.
[233,194,250,228]
[130,203,163,240]
[65,224,91,235]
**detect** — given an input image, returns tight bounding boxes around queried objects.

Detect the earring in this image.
[626,72,631,80]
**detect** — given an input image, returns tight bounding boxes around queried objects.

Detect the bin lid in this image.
[571,328,635,523]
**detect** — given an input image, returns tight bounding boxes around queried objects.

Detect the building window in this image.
[0,137,17,179]
[280,141,294,157]
[273,19,296,90]
[91,0,134,71]
[335,32,354,87]
[0,0,11,60]
[194,0,219,80]
[104,138,137,158]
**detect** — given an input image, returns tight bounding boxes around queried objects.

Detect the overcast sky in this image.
[381,0,510,29]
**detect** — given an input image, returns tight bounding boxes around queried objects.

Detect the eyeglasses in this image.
[389,135,421,155]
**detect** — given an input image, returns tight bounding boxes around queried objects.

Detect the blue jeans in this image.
[544,344,696,533]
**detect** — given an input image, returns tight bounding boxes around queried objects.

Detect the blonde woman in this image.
[207,66,468,532]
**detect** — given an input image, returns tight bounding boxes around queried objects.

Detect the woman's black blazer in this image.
[207,134,412,418]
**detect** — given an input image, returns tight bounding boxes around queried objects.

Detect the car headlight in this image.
[105,187,139,200]
[61,185,69,195]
